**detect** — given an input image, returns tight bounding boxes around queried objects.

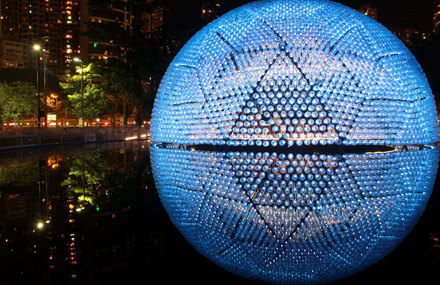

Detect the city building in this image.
[0,0,164,73]
[358,4,378,20]
[0,39,24,68]
[78,0,163,64]
[0,0,63,72]
[79,0,133,63]
[142,0,163,38]
[201,0,222,21]
[62,0,81,69]
[434,0,440,34]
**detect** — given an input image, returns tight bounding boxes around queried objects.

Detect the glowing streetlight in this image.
[34,44,41,128]
[36,221,44,230]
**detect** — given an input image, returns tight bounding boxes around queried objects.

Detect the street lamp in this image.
[33,44,41,128]
[34,41,49,128]
[73,57,84,127]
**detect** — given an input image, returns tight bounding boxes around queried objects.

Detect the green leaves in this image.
[0,159,39,188]
[60,63,113,120]
[0,81,37,125]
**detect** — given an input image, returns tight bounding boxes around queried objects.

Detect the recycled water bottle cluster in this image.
[151,146,438,284]
[150,0,439,284]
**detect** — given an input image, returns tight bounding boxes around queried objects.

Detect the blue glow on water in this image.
[151,146,438,284]
[150,0,439,283]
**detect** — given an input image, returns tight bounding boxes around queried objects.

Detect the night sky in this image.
[197,0,436,33]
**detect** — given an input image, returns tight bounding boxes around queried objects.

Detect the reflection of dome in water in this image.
[151,148,438,284]
[150,0,439,284]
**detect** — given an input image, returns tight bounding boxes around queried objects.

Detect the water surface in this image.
[0,141,439,284]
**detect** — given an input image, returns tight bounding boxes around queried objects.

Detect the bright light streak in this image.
[125,136,138,141]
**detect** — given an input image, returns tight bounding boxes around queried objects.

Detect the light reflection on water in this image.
[0,142,439,284]
[151,145,440,284]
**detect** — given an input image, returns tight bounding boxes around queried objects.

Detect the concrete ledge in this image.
[0,126,149,151]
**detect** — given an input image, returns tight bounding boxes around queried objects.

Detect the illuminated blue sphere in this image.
[150,0,439,284]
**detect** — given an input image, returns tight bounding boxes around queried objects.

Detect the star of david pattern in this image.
[150,0,439,284]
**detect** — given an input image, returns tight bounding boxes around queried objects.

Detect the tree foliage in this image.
[0,159,39,188]
[60,63,114,122]
[62,153,109,205]
[87,0,170,125]
[0,81,37,126]
[61,151,142,212]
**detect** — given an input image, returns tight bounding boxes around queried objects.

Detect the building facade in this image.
[358,4,378,21]
[0,0,63,72]
[434,0,440,34]
[201,0,222,21]
[0,0,164,73]
[62,0,81,69]
[0,39,24,68]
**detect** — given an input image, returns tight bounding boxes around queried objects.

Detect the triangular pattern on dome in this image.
[197,195,247,254]
[360,14,408,58]
[315,55,368,143]
[315,158,380,263]
[215,7,283,55]
[200,9,285,100]
[152,64,213,144]
[246,0,326,27]
[280,24,377,146]
[346,53,439,144]
[228,48,342,146]
[321,25,379,93]
[202,39,284,143]
[231,153,347,240]
[214,241,267,281]
[351,151,436,237]
[196,31,235,91]
[331,25,376,61]
[259,154,385,270]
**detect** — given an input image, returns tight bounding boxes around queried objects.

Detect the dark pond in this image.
[0,141,439,284]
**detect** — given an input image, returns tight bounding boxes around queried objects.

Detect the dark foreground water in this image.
[0,141,439,284]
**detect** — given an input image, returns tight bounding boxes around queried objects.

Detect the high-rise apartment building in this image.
[0,0,30,69]
[80,0,133,63]
[0,0,164,73]
[434,0,440,34]
[62,1,81,69]
[201,0,222,21]
[143,1,163,38]
[0,39,24,68]
[79,0,163,64]
[358,4,378,21]
[0,0,63,72]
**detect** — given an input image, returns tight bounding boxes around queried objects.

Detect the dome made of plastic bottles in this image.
[151,0,438,147]
[150,0,439,284]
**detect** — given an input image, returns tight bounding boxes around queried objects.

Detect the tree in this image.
[61,150,143,212]
[87,0,169,125]
[0,81,37,127]
[60,63,114,124]
[0,159,39,188]
[62,153,108,206]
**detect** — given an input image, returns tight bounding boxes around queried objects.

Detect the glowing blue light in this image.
[151,147,438,284]
[150,0,439,284]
